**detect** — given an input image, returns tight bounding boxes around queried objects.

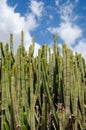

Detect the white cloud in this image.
[55,0,59,6]
[48,22,82,46]
[75,0,79,3]
[0,0,43,55]
[47,0,86,59]
[48,0,82,47]
[25,13,38,31]
[47,27,57,34]
[34,42,41,56]
[59,0,76,22]
[73,39,86,59]
[48,15,53,20]
[58,22,82,46]
[29,0,44,17]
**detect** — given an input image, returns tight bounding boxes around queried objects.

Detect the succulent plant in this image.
[0,31,85,130]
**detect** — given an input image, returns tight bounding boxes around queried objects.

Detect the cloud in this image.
[59,1,74,22]
[29,0,44,17]
[73,39,86,59]
[0,0,44,55]
[48,15,53,20]
[34,42,41,56]
[57,22,82,46]
[47,0,86,59]
[55,0,60,6]
[25,13,38,31]
[48,22,82,46]
[48,0,82,47]
[75,0,79,3]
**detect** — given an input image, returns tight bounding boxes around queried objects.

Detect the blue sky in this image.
[0,0,86,58]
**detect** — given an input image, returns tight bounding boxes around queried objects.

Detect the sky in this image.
[0,0,86,58]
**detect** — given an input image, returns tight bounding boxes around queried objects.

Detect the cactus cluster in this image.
[0,31,86,130]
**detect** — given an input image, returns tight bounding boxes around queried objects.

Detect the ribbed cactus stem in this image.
[53,33,57,55]
[11,65,21,130]
[41,94,47,130]
[1,66,6,130]
[0,42,5,58]
[10,34,13,53]
[0,32,85,130]
[42,57,59,129]
[29,63,35,130]
[21,31,24,46]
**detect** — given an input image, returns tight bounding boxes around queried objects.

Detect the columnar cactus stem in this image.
[41,94,47,130]
[42,57,59,129]
[11,65,21,130]
[21,31,24,46]
[0,32,85,130]
[29,63,35,130]
[10,34,13,54]
[1,66,6,130]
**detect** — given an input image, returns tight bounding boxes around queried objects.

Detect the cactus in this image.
[0,31,86,130]
[10,34,13,53]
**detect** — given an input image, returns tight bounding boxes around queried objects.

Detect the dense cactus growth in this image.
[0,31,86,130]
